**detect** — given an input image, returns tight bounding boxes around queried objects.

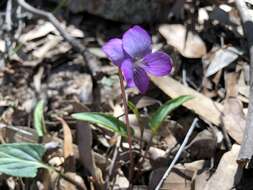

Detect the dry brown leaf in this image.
[19,21,59,43]
[159,24,206,58]
[203,144,241,190]
[222,72,245,144]
[56,117,75,171]
[225,71,239,97]
[151,76,223,125]
[205,47,243,77]
[32,35,61,59]
[222,98,245,144]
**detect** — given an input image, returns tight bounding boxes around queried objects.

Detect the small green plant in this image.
[149,95,193,135]
[71,95,193,138]
[71,112,129,136]
[0,143,84,189]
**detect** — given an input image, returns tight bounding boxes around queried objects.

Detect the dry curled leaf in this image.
[159,24,206,58]
[204,47,243,77]
[56,117,75,171]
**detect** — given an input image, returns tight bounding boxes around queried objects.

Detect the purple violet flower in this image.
[102,25,173,93]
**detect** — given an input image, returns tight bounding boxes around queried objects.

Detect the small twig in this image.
[235,0,253,165]
[155,118,199,190]
[105,136,121,189]
[118,69,134,188]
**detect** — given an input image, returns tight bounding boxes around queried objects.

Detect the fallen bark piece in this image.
[150,76,223,126]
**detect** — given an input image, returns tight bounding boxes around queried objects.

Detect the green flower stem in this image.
[118,69,134,187]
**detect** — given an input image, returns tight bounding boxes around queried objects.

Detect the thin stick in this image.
[105,136,121,189]
[118,69,134,187]
[235,0,253,164]
[155,118,198,190]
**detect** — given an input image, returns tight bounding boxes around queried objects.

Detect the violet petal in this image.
[122,25,151,59]
[142,51,173,76]
[102,38,125,66]
[121,58,135,87]
[133,66,149,94]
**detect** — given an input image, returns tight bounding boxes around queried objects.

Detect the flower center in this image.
[133,58,144,68]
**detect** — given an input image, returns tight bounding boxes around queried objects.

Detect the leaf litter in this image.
[0,0,251,189]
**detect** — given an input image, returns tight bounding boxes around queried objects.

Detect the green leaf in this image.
[34,100,46,137]
[128,101,140,119]
[149,95,193,134]
[0,143,49,177]
[71,112,129,136]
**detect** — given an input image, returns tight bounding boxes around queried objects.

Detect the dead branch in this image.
[235,0,253,164]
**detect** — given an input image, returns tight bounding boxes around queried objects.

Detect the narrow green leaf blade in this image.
[128,101,140,119]
[71,112,128,136]
[34,100,45,137]
[0,143,48,177]
[149,95,193,134]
